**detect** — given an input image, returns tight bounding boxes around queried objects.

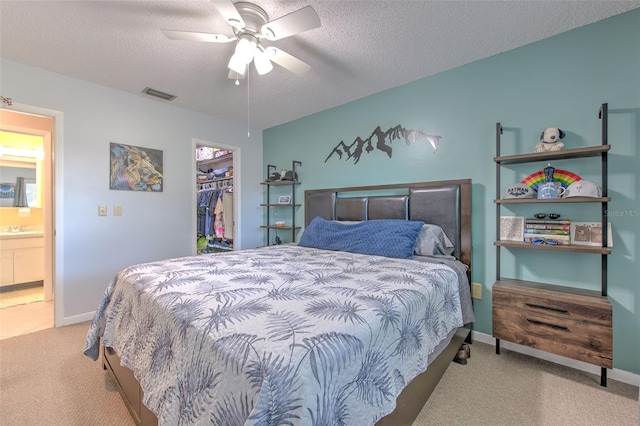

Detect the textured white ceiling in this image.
[1,1,638,131]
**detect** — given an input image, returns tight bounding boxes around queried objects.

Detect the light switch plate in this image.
[114,205,122,216]
[471,282,482,300]
[98,205,107,216]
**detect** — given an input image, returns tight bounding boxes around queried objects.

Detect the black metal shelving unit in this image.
[493,103,611,386]
[260,160,301,245]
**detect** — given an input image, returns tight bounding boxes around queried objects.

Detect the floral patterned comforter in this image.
[84,245,471,425]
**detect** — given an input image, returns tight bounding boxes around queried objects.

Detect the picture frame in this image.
[500,216,524,241]
[277,195,291,205]
[0,183,15,199]
[570,221,613,247]
[109,143,164,192]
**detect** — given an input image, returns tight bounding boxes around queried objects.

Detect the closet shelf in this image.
[198,176,233,185]
[198,153,233,167]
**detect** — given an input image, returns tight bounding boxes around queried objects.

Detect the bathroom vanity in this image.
[0,232,44,287]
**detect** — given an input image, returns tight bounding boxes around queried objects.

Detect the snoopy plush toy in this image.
[535,127,566,152]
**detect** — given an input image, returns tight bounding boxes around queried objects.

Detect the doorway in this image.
[0,108,55,339]
[195,141,236,254]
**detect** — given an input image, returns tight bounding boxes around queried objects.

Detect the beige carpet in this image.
[0,286,44,309]
[0,321,134,426]
[0,322,637,426]
[417,342,639,425]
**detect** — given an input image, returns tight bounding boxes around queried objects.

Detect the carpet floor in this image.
[0,322,637,425]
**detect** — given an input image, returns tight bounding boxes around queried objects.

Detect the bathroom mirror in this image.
[0,122,47,210]
[0,164,39,208]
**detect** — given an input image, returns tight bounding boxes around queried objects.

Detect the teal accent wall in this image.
[264,10,640,375]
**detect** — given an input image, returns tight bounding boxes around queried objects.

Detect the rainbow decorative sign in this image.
[521,168,582,191]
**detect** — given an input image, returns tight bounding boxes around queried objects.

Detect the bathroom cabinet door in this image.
[13,246,44,284]
[1,250,14,286]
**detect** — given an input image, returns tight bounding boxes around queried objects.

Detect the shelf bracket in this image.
[266,164,276,181]
[292,160,302,182]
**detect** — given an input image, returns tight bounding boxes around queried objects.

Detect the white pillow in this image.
[414,224,455,257]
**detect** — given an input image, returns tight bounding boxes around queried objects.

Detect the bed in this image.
[84,179,473,426]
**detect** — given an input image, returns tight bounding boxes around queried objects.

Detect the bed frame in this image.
[102,178,473,426]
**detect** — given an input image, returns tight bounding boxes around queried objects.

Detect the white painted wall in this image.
[1,58,264,324]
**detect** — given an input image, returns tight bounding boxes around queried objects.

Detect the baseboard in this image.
[62,311,95,326]
[472,331,640,387]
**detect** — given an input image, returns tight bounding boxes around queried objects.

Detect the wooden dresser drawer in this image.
[493,306,613,368]
[493,279,612,327]
[492,279,613,370]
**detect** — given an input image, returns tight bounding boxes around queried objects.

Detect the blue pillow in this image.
[299,217,424,259]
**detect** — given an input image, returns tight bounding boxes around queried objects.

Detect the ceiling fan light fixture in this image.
[235,35,257,63]
[164,1,320,79]
[228,53,248,75]
[254,49,273,75]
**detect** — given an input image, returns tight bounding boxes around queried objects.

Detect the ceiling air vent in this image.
[141,87,176,101]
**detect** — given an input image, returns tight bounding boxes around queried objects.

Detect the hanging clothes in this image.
[213,194,224,238]
[222,190,233,240]
[197,186,221,237]
[196,182,233,242]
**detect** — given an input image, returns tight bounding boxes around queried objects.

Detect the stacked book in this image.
[524,218,571,245]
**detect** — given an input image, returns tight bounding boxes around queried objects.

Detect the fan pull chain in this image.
[247,67,251,138]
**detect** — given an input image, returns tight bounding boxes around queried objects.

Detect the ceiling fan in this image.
[161,1,321,79]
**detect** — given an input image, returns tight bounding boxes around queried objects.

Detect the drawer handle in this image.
[526,318,568,330]
[525,303,568,314]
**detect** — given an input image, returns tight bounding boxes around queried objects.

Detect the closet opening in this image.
[196,143,235,254]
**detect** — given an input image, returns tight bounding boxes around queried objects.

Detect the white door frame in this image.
[1,102,64,327]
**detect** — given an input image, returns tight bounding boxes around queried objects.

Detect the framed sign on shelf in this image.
[277,195,291,204]
[570,222,613,247]
[500,216,524,241]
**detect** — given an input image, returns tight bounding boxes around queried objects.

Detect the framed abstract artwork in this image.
[109,143,163,192]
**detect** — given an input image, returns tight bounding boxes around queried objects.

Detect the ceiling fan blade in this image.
[161,29,236,43]
[265,46,311,76]
[212,0,245,29]
[261,6,320,41]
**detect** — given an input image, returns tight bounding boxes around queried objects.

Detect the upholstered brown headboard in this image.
[304,179,472,269]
